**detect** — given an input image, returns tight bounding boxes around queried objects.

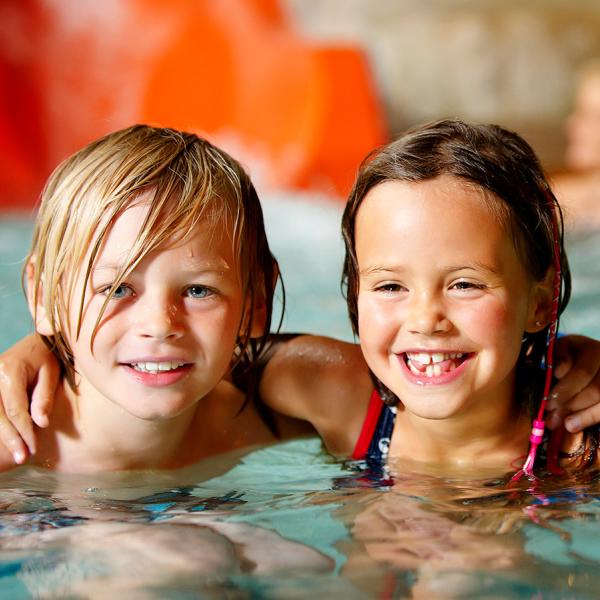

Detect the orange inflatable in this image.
[0,0,386,209]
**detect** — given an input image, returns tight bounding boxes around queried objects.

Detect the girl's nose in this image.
[405,292,451,336]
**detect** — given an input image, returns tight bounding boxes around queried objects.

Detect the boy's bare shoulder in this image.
[259,335,372,450]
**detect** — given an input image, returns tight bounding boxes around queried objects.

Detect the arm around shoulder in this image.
[258,334,373,455]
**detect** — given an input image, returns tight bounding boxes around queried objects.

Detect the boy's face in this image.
[355,176,547,425]
[63,196,245,421]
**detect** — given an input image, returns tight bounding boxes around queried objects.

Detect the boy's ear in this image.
[246,293,268,339]
[25,258,54,336]
[245,265,279,339]
[524,267,555,333]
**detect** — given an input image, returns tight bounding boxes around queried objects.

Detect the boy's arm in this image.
[0,334,60,463]
[258,333,600,456]
[258,334,374,455]
[546,335,600,432]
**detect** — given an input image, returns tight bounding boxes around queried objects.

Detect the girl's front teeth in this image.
[131,361,185,373]
[405,352,465,377]
[406,352,464,365]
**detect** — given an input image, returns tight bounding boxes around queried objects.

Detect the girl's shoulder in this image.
[0,443,17,473]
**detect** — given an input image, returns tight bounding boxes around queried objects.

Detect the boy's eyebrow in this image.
[92,257,232,274]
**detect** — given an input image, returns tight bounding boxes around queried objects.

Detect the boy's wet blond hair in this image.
[26,124,280,387]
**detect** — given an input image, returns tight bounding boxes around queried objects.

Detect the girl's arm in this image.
[0,334,59,463]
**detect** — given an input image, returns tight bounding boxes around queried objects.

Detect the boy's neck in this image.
[34,379,226,472]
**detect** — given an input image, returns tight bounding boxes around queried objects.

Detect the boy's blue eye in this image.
[111,284,133,298]
[186,285,212,299]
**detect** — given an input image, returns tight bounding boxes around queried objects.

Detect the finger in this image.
[0,368,37,454]
[30,360,60,428]
[548,360,598,411]
[0,404,29,464]
[553,336,573,380]
[554,385,600,416]
[545,409,563,430]
[564,400,600,433]
[559,385,600,432]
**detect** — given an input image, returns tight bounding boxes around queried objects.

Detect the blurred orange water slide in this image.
[0,0,386,209]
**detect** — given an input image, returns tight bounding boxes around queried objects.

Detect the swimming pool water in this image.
[1,195,600,598]
[1,439,600,598]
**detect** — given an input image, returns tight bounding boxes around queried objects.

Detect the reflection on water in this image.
[1,438,600,599]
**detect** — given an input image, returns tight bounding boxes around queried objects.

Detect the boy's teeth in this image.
[131,361,185,373]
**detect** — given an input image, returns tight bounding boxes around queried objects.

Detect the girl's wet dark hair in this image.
[341,118,571,410]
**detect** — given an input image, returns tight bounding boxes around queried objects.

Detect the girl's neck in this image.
[390,391,531,471]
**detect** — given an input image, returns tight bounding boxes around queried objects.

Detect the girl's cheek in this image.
[357,296,399,340]
[460,299,520,344]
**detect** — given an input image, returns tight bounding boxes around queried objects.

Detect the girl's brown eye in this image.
[376,283,406,293]
[452,281,485,291]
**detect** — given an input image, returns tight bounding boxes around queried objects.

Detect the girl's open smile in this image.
[399,350,473,384]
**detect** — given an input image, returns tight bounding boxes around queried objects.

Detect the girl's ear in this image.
[524,267,555,333]
[25,258,54,336]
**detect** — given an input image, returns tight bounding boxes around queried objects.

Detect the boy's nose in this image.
[136,297,183,341]
[405,292,451,336]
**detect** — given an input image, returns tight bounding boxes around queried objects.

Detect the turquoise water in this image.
[1,195,600,598]
[1,439,600,598]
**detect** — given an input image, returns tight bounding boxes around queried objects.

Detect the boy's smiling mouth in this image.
[129,361,188,374]
[120,359,194,387]
[401,351,472,379]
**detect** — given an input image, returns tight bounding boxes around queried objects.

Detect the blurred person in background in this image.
[552,59,600,230]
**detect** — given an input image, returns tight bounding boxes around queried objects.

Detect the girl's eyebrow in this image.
[359,263,501,276]
[443,263,501,275]
[359,265,402,276]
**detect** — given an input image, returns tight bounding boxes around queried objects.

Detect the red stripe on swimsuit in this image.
[352,389,384,459]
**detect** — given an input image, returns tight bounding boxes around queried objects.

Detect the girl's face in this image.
[355,175,547,423]
[54,196,247,421]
